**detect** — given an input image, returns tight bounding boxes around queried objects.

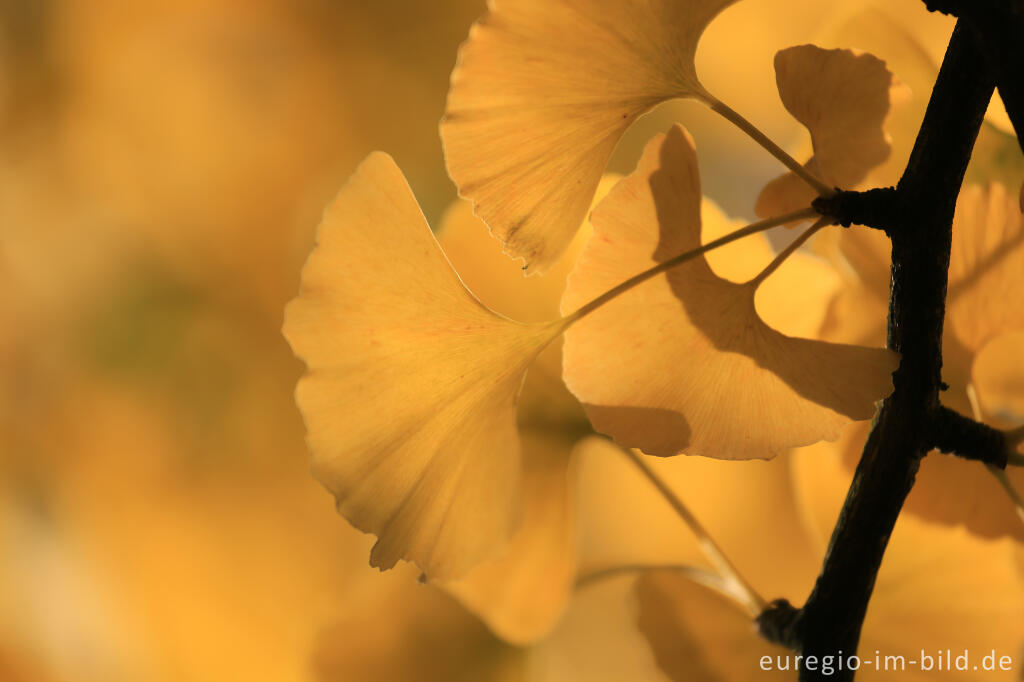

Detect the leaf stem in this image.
[964,385,1024,513]
[620,447,766,617]
[561,206,818,327]
[746,218,829,288]
[1006,424,1024,451]
[704,94,835,198]
[576,563,723,592]
[987,466,1024,527]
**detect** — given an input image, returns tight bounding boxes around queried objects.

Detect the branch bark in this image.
[923,0,1024,150]
[929,406,1008,467]
[757,20,995,681]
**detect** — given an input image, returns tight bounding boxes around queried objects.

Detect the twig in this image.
[757,21,996,681]
[620,448,767,617]
[929,405,1008,468]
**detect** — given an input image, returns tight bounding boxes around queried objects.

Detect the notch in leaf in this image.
[560,125,898,460]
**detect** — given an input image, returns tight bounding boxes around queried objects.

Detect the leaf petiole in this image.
[620,446,766,617]
[966,385,1024,525]
[561,206,819,327]
[987,466,1024,527]
[703,94,835,198]
[576,563,724,592]
[1005,424,1024,460]
[746,217,830,288]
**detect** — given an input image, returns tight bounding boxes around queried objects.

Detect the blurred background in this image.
[2,0,1016,680]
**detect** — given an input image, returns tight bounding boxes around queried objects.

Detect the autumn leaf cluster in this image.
[284,0,1024,678]
[1,1,1022,680]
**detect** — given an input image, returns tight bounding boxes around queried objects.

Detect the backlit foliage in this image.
[2,1,1022,680]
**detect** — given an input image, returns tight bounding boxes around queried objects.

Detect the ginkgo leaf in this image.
[947,183,1024,354]
[442,432,581,645]
[442,0,737,274]
[700,198,841,339]
[636,571,792,682]
[436,199,589,324]
[436,177,619,432]
[812,8,945,191]
[560,125,897,460]
[756,45,908,220]
[283,152,562,581]
[433,203,600,643]
[436,174,622,324]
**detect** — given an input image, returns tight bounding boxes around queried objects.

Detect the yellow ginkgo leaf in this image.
[283,152,562,581]
[436,177,620,431]
[442,432,581,645]
[756,45,908,220]
[560,125,897,460]
[636,570,792,682]
[436,174,621,323]
[811,8,945,191]
[437,199,587,324]
[442,0,737,274]
[947,183,1024,354]
[700,198,841,339]
[429,185,619,641]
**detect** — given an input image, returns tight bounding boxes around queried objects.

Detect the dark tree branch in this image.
[923,0,1024,151]
[758,22,995,681]
[929,405,1008,467]
[812,187,897,233]
[798,22,993,681]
